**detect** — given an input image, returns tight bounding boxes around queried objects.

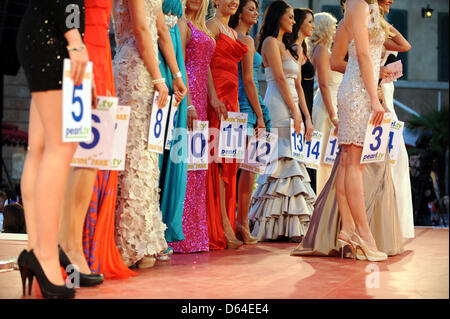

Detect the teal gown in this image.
[158,0,188,243]
[237,50,271,134]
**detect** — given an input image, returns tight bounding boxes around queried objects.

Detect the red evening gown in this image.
[206,33,247,250]
[82,0,136,279]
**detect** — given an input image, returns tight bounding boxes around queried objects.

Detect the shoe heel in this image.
[19,265,28,296]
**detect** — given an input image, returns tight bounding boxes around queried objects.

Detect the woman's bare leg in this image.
[344,144,379,251]
[58,167,98,274]
[31,90,78,285]
[237,169,255,231]
[335,147,356,240]
[20,99,44,251]
[219,166,241,243]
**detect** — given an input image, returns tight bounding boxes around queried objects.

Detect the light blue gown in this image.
[157,0,187,243]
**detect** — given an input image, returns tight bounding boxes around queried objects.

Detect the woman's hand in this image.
[155,82,169,109]
[173,76,187,105]
[293,115,303,136]
[210,96,228,120]
[68,45,89,86]
[305,117,314,142]
[370,98,385,127]
[254,115,266,138]
[187,107,198,131]
[379,65,394,79]
[91,79,98,108]
[330,116,338,130]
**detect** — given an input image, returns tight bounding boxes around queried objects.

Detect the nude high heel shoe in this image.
[225,232,243,249]
[236,223,258,245]
[337,230,356,260]
[350,232,387,262]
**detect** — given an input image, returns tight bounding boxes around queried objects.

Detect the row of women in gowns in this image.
[81,0,414,278]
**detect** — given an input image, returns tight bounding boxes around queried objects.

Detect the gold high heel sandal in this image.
[337,230,356,260]
[225,232,243,249]
[350,232,387,262]
[236,223,258,245]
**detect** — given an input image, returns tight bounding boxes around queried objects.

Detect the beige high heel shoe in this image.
[225,232,243,249]
[137,256,156,268]
[337,230,356,260]
[236,223,258,245]
[350,232,387,262]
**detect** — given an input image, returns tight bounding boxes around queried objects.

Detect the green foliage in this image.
[406,107,449,155]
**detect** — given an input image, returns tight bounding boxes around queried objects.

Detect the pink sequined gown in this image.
[169,21,215,253]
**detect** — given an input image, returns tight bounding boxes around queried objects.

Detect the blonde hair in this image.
[184,0,213,38]
[307,12,337,58]
[365,0,391,39]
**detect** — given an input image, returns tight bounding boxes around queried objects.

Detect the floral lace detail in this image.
[112,0,168,267]
[336,3,385,147]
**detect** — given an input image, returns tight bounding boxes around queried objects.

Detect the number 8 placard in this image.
[62,59,93,142]
[360,112,393,164]
[148,92,170,154]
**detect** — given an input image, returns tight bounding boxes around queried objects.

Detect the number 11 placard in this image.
[218,112,248,160]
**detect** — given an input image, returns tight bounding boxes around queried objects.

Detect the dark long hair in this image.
[257,0,297,59]
[285,8,314,60]
[229,0,259,30]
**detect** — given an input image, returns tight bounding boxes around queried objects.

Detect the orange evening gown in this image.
[206,33,247,250]
[82,0,136,279]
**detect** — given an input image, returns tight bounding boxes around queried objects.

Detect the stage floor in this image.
[0,227,448,299]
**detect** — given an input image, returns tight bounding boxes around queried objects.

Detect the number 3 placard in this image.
[360,112,394,164]
[62,59,93,142]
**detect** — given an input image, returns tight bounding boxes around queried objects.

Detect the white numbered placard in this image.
[240,129,278,175]
[165,97,179,150]
[148,92,170,154]
[304,130,325,170]
[71,96,118,169]
[323,127,340,165]
[110,106,131,170]
[62,59,93,142]
[360,112,394,164]
[388,120,404,165]
[290,120,306,163]
[187,121,209,171]
[218,112,248,159]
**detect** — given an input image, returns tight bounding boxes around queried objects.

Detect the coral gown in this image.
[82,0,136,279]
[206,32,247,250]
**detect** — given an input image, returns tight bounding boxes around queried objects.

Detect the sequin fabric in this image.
[337,3,385,147]
[113,0,168,266]
[169,22,215,253]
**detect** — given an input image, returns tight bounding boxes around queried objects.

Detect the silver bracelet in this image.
[172,71,182,79]
[187,105,196,111]
[66,43,85,52]
[152,78,166,85]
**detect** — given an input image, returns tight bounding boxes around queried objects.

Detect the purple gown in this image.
[169,21,215,253]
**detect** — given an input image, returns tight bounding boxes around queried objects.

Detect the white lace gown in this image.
[311,65,342,194]
[249,56,316,241]
[381,50,414,239]
[112,0,168,266]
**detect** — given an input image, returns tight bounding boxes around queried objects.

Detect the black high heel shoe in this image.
[58,246,104,287]
[19,250,75,299]
[18,249,31,296]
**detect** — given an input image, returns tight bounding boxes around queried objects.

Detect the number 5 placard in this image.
[62,59,93,142]
[360,112,393,164]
